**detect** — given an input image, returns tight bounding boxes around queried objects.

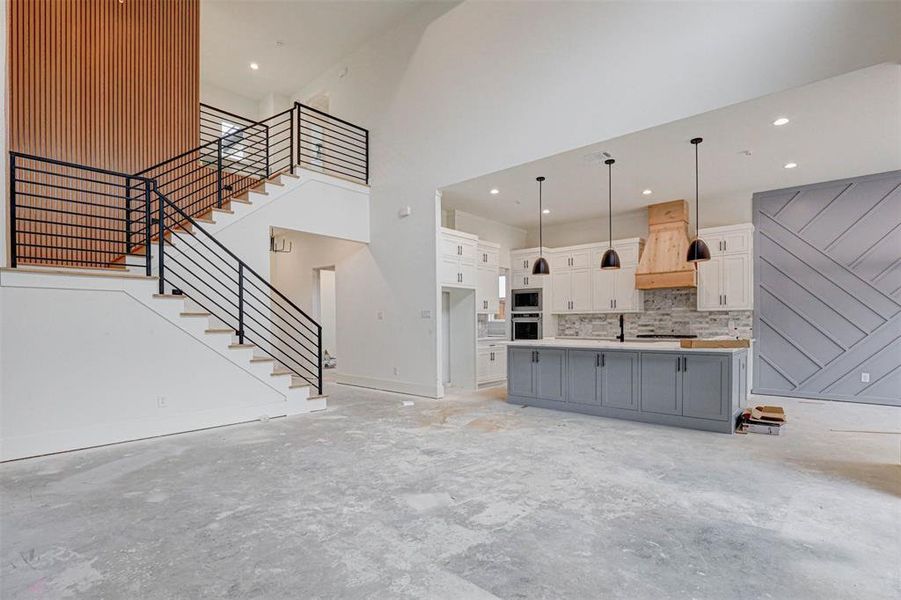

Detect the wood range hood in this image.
[635,200,697,289]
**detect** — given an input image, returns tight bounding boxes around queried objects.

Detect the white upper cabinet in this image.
[476,240,500,314]
[510,248,552,291]
[440,227,478,289]
[589,239,644,313]
[519,238,644,314]
[696,224,753,311]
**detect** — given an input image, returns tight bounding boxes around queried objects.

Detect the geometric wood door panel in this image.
[753,170,901,406]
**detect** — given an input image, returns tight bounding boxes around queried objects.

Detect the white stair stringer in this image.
[1,268,326,419]
[150,294,327,415]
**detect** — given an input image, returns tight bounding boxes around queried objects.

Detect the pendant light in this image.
[600,158,621,270]
[686,137,711,263]
[532,176,550,275]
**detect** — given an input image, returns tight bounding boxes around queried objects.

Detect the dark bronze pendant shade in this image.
[686,238,711,262]
[687,137,711,263]
[532,176,550,275]
[600,158,621,270]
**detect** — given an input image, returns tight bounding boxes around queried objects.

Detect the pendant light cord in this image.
[694,140,700,237]
[537,178,543,254]
[608,161,613,248]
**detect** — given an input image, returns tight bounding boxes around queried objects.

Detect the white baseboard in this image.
[334,373,441,398]
[1,401,290,462]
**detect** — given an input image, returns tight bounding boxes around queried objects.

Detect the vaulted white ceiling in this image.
[441,64,901,230]
[200,0,453,100]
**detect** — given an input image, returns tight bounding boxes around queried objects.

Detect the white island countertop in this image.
[506,338,747,353]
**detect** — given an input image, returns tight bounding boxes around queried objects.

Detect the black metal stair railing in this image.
[8,152,154,272]
[7,101,369,395]
[154,188,323,394]
[296,102,369,184]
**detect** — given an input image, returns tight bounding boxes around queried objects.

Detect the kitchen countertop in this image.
[506,338,746,353]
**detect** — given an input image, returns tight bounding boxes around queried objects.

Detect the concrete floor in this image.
[2,384,899,599]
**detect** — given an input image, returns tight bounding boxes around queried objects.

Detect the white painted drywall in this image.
[288,1,900,398]
[451,210,527,269]
[0,280,286,461]
[526,209,650,249]
[201,80,260,120]
[319,269,337,357]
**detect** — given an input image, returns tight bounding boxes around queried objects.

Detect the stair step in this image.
[228,343,255,349]
[204,328,233,334]
[290,382,311,389]
[249,357,275,363]
[229,196,251,205]
[180,311,210,317]
[212,208,234,215]
[154,294,186,300]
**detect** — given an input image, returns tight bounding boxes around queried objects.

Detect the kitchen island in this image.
[507,339,748,433]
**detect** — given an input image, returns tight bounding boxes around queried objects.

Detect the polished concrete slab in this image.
[2,384,899,599]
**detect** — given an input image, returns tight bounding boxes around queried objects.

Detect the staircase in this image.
[8,102,370,408]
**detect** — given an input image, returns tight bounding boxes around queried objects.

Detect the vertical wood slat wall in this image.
[7,0,199,267]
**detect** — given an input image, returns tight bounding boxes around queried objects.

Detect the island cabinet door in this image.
[639,353,682,415]
[508,348,537,398]
[681,354,730,420]
[600,351,639,410]
[536,349,567,402]
[567,350,600,405]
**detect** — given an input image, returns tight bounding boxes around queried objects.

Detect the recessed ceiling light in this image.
[489,188,499,195]
[250,62,259,70]
[772,117,790,126]
[542,209,550,214]
[642,189,653,195]
[784,162,798,169]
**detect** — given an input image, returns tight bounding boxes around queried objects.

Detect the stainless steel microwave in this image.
[511,288,542,312]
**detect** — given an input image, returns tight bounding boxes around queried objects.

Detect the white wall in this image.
[451,210,527,269]
[526,208,650,249]
[289,1,900,398]
[319,269,337,357]
[0,278,287,461]
[201,80,260,120]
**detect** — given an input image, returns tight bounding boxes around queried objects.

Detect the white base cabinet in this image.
[696,224,753,311]
[477,343,507,384]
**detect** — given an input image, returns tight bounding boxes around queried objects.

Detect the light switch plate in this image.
[421,310,431,319]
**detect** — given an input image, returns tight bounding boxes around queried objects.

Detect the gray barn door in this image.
[753,170,901,406]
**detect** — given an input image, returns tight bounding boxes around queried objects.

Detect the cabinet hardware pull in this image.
[676,357,681,372]
[601,354,606,367]
[596,354,600,367]
[682,356,688,371]
[723,294,727,305]
[723,241,727,251]
[535,352,540,363]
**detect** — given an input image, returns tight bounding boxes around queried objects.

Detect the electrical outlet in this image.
[393,367,399,376]
[860,372,870,383]
[157,396,167,408]
[421,310,431,319]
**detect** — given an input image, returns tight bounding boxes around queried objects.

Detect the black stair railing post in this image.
[124,176,132,259]
[264,123,270,179]
[9,153,17,268]
[237,262,244,344]
[144,180,152,277]
[291,104,297,175]
[317,322,323,395]
[157,184,165,295]
[216,137,223,208]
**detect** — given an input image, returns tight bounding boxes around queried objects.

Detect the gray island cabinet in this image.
[507,340,748,433]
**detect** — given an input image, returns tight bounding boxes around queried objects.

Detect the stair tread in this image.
[249,357,275,363]
[3,267,155,280]
[180,311,210,317]
[212,208,234,214]
[229,343,255,349]
[204,328,233,334]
